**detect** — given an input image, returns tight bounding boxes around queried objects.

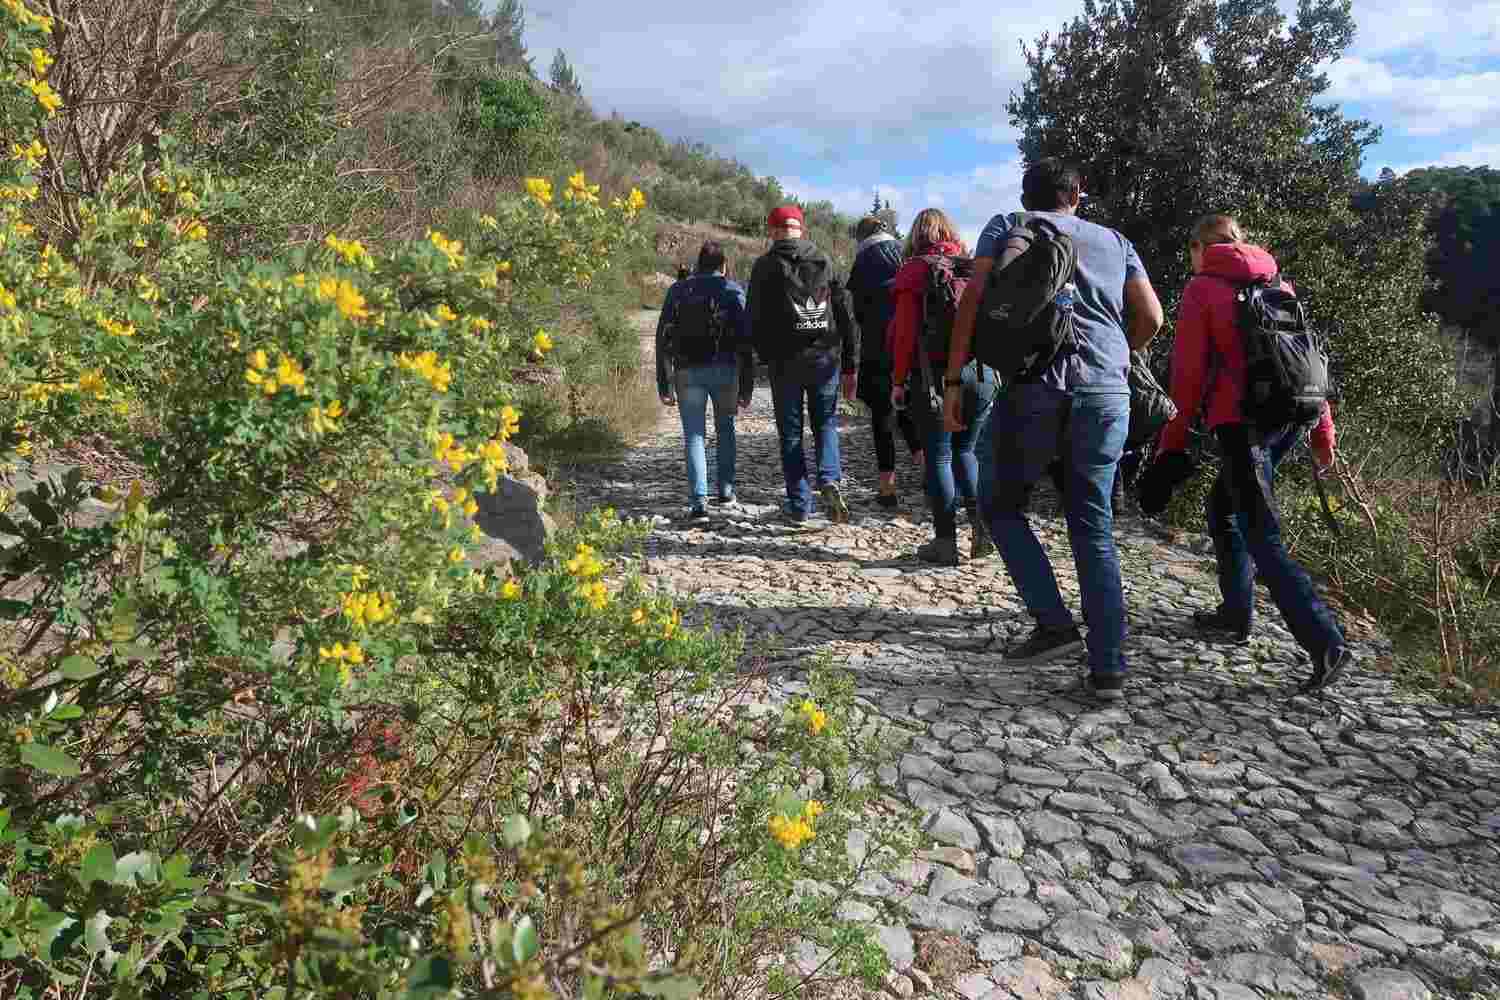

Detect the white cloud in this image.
[1387,142,1500,175]
[1343,0,1500,62]
[1326,56,1500,136]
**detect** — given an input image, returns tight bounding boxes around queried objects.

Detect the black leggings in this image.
[859,369,922,472]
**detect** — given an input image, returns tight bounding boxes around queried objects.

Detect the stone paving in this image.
[560,324,1500,1000]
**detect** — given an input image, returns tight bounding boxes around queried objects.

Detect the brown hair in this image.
[854,215,888,241]
[1190,213,1244,246]
[695,240,726,274]
[903,207,962,257]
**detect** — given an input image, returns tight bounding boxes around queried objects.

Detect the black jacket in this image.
[748,238,860,372]
[846,234,904,369]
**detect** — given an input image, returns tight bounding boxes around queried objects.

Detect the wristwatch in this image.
[943,375,963,387]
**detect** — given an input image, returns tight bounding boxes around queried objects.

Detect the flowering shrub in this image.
[0,6,911,998]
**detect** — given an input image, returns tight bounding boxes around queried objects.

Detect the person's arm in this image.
[1156,279,1212,454]
[833,280,860,386]
[1124,275,1164,351]
[747,258,767,355]
[1310,401,1336,472]
[656,284,677,401]
[729,283,755,403]
[887,284,920,385]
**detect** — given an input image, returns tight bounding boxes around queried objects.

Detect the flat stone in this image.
[988,956,1068,1000]
[1136,958,1189,998]
[1045,912,1135,977]
[838,900,879,921]
[1457,927,1500,960]
[983,858,1030,896]
[1049,791,1117,814]
[955,972,996,1000]
[1349,924,1409,957]
[1170,843,1257,884]
[1392,885,1498,930]
[953,749,1009,776]
[1350,968,1433,1000]
[1009,765,1069,788]
[1187,916,1271,956]
[989,897,1052,932]
[1374,918,1444,948]
[902,896,984,936]
[975,814,1026,858]
[874,925,915,970]
[1209,952,1318,994]
[976,932,1023,961]
[1190,981,1261,1000]
[928,809,982,851]
[1020,810,1084,844]
[930,867,999,908]
[1363,796,1416,827]
[1212,826,1270,855]
[1412,817,1471,847]
[919,845,977,874]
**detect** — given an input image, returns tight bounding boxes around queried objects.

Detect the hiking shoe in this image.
[821,481,850,524]
[779,509,811,529]
[1085,673,1126,702]
[1299,644,1352,695]
[916,536,960,567]
[1193,606,1252,643]
[711,491,736,505]
[685,504,710,523]
[1004,625,1085,664]
[971,518,996,560]
[876,492,899,510]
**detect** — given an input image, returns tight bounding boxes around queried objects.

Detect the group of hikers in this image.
[653,158,1351,700]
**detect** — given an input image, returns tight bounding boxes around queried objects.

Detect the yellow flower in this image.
[524,177,553,205]
[575,580,610,611]
[498,405,521,439]
[427,229,465,269]
[803,800,825,820]
[767,813,815,850]
[631,607,647,627]
[434,303,459,323]
[479,214,498,229]
[342,590,394,629]
[324,233,370,266]
[274,354,308,394]
[467,316,492,335]
[334,280,368,321]
[661,609,681,640]
[430,432,472,472]
[798,699,828,736]
[0,284,16,311]
[95,314,135,338]
[565,543,604,579]
[25,78,61,115]
[448,546,465,565]
[318,641,365,664]
[76,370,106,398]
[626,188,647,214]
[135,274,160,303]
[308,401,342,434]
[14,440,34,457]
[30,47,53,77]
[397,351,452,393]
[501,578,522,600]
[497,260,512,276]
[178,190,198,210]
[180,218,207,241]
[531,330,553,354]
[10,139,45,170]
[325,399,343,419]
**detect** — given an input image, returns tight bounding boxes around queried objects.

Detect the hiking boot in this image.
[1299,644,1352,695]
[685,504,710,524]
[916,535,960,567]
[1085,672,1126,702]
[1193,605,1252,643]
[1004,625,1085,664]
[779,509,811,529]
[821,481,850,524]
[711,490,736,505]
[971,517,996,560]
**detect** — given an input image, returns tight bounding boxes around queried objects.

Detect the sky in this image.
[523,1,1500,248]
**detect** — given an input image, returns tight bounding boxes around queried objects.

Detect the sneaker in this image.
[711,491,736,505]
[1004,625,1085,664]
[971,518,996,560]
[1085,673,1126,701]
[876,492,899,510]
[779,509,811,528]
[1299,645,1352,695]
[1193,606,1252,643]
[821,481,850,524]
[686,504,710,523]
[916,535,960,567]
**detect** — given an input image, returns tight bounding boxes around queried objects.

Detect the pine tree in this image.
[490,0,532,74]
[549,49,583,98]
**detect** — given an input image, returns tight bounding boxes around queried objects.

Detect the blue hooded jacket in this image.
[655,272,753,398]
[846,232,904,369]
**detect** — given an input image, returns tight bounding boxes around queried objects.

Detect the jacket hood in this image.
[770,237,825,262]
[1199,242,1279,283]
[856,231,898,255]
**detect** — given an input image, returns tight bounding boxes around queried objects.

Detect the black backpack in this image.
[771,253,832,340]
[972,215,1078,381]
[1233,276,1332,430]
[918,254,972,369]
[1126,350,1178,448]
[668,279,730,366]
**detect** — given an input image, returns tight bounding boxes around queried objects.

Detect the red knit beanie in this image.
[767,205,804,229]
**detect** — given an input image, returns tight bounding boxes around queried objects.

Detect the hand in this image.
[841,371,857,402]
[890,384,906,408]
[1138,450,1194,517]
[942,390,965,432]
[660,393,676,407]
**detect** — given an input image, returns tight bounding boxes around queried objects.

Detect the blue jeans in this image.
[983,385,1129,676]
[769,356,842,515]
[914,361,997,537]
[1208,423,1343,658]
[675,363,739,504]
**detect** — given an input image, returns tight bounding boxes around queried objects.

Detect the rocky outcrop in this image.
[472,442,554,569]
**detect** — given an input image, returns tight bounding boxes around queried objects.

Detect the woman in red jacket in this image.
[887,208,998,566]
[1153,212,1349,694]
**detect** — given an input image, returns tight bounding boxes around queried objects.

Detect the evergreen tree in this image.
[490,0,532,74]
[549,48,583,98]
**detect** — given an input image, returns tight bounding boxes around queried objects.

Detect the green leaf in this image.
[80,843,117,887]
[643,976,701,1000]
[20,742,81,777]
[321,863,383,895]
[18,493,57,528]
[59,654,101,680]
[113,642,158,662]
[48,705,84,721]
[425,850,447,890]
[583,974,605,1000]
[512,915,538,964]
[115,851,159,887]
[404,956,454,998]
[0,599,29,620]
[501,814,531,848]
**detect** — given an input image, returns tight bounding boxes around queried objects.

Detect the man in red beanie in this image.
[748,205,859,525]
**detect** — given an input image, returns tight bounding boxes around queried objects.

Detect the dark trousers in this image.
[858,365,922,472]
[1208,423,1343,659]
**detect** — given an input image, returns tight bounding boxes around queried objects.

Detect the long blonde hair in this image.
[1190,213,1244,247]
[904,207,963,257]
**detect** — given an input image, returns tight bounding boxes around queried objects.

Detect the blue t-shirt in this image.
[975,211,1145,394]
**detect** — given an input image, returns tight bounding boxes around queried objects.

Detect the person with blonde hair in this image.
[1143,211,1348,694]
[886,207,997,564]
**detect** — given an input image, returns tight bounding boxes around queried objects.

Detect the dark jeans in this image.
[982,384,1130,676]
[1209,423,1343,659]
[769,355,842,516]
[913,361,997,537]
[858,365,922,472]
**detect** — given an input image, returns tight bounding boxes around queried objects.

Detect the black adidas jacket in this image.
[748,238,860,371]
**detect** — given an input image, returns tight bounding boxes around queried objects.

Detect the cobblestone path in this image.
[561,318,1500,1000]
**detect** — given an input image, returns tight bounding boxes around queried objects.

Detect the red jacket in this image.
[886,240,966,384]
[1158,242,1334,455]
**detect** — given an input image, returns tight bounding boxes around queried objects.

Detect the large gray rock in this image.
[1350,968,1433,1000]
[473,449,553,566]
[1044,912,1134,977]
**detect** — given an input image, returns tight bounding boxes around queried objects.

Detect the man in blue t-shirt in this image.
[942,160,1164,700]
